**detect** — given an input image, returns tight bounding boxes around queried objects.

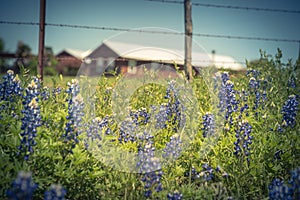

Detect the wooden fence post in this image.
[184,0,193,82]
[38,0,46,81]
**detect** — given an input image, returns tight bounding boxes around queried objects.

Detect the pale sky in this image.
[0,0,300,64]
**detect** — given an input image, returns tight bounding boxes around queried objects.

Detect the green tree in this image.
[44,46,58,75]
[0,38,4,51]
[15,41,31,57]
[0,37,7,70]
[13,41,35,74]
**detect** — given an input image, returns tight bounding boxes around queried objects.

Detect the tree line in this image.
[0,37,57,75]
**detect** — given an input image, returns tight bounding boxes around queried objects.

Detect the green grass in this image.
[42,75,75,88]
[0,53,299,199]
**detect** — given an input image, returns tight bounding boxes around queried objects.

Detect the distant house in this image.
[79,40,245,77]
[55,48,91,75]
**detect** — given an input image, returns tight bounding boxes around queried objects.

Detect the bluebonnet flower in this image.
[162,134,182,159]
[118,117,137,143]
[184,166,200,181]
[18,78,41,160]
[0,70,23,120]
[167,190,183,200]
[85,116,113,148]
[141,169,163,198]
[233,120,253,163]
[51,87,62,104]
[52,86,62,96]
[185,164,223,182]
[137,130,154,144]
[65,79,80,97]
[137,143,163,198]
[0,70,23,101]
[248,77,259,91]
[217,72,239,125]
[236,89,249,120]
[165,80,186,131]
[170,100,186,131]
[221,71,230,83]
[84,117,104,149]
[249,77,268,111]
[268,178,293,200]
[137,143,161,173]
[151,80,185,131]
[165,80,179,100]
[269,167,300,199]
[22,77,40,106]
[40,86,50,100]
[239,89,249,106]
[277,125,283,133]
[281,95,299,128]
[97,116,111,130]
[6,171,38,200]
[44,184,67,200]
[239,103,249,118]
[62,79,84,151]
[224,81,238,124]
[247,69,268,116]
[130,107,150,125]
[201,112,215,138]
[119,108,150,144]
[154,104,169,129]
[246,69,260,79]
[200,163,215,181]
[288,167,300,199]
[212,71,228,96]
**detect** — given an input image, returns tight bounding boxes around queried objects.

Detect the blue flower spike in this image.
[6,171,38,200]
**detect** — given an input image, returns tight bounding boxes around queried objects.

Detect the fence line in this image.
[1,20,299,44]
[145,0,300,14]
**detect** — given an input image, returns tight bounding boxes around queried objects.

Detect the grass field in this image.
[0,54,299,199]
[42,75,75,87]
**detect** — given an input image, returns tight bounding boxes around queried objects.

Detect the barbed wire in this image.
[145,0,300,14]
[1,20,299,43]
[193,33,300,43]
[0,21,40,26]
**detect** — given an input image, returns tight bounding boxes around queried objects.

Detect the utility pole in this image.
[184,0,193,82]
[38,0,46,81]
[212,50,216,67]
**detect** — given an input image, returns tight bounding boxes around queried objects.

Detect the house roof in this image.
[99,40,245,71]
[57,48,92,60]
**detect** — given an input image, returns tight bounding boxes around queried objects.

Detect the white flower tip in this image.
[7,70,14,75]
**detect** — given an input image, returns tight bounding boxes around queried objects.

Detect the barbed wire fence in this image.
[1,20,299,44]
[145,0,300,14]
[0,0,300,73]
